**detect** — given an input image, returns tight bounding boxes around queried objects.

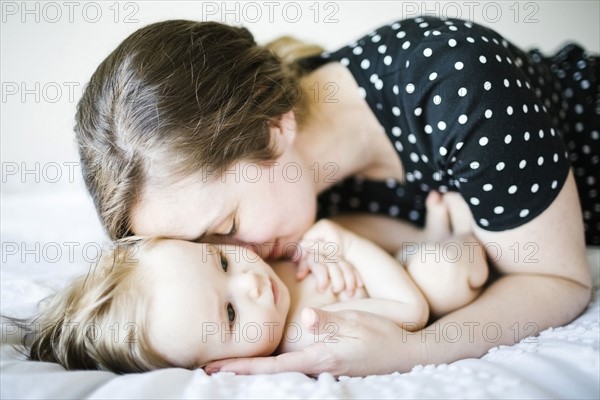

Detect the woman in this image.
[74,17,596,376]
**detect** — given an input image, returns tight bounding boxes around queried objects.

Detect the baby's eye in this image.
[226,303,236,324]
[220,253,229,272]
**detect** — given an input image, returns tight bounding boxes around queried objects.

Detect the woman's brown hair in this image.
[75,20,322,240]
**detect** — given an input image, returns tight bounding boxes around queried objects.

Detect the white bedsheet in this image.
[1,190,599,399]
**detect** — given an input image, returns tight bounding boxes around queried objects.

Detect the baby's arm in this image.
[300,220,429,330]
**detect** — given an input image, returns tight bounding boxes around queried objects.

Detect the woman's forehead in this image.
[131,177,234,238]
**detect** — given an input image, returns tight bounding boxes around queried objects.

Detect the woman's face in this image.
[131,154,318,260]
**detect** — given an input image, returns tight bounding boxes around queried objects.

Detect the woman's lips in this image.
[267,242,280,260]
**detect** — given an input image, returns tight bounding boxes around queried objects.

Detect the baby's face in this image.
[141,240,291,367]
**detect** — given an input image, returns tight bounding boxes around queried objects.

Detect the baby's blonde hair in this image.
[16,238,172,373]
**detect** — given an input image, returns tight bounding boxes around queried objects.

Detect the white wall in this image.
[2,0,599,194]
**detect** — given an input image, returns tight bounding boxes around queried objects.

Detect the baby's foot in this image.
[442,192,474,235]
[424,191,451,241]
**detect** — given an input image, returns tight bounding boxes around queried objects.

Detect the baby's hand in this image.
[294,220,364,296]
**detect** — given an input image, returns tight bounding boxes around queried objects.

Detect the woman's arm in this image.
[205,172,591,376]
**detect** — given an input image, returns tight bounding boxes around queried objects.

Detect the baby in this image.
[15,219,487,373]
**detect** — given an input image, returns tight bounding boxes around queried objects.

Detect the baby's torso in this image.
[272,262,369,353]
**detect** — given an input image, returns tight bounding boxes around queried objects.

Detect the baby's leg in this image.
[400,192,489,319]
[403,234,489,319]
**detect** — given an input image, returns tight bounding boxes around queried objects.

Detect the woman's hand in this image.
[205,307,421,377]
[294,220,364,296]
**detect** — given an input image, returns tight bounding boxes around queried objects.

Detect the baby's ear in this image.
[269,110,297,152]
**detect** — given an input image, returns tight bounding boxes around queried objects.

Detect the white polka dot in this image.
[458,114,468,124]
[466,36,474,42]
[374,80,383,90]
[389,205,400,216]
[519,160,527,169]
[357,87,366,98]
[507,106,513,115]
[393,85,399,95]
[378,45,387,54]
[455,61,464,70]
[410,153,419,162]
[539,129,544,138]
[494,206,504,214]
[371,34,381,43]
[429,72,438,81]
[483,183,493,191]
[421,154,429,163]
[438,121,447,131]
[458,87,467,97]
[456,142,464,150]
[508,185,517,194]
[504,134,512,144]
[531,183,539,193]
[553,153,559,162]
[352,46,363,55]
[423,48,433,57]
[395,141,403,152]
[408,134,416,143]
[523,104,528,113]
[481,36,489,42]
[448,38,457,47]
[479,137,489,146]
[383,55,393,65]
[479,55,487,64]
[402,41,411,50]
[551,180,558,189]
[519,209,530,218]
[340,58,350,66]
[470,197,480,206]
[433,95,442,105]
[537,156,544,166]
[397,31,406,39]
[414,107,422,116]
[496,162,505,171]
[361,59,370,69]
[392,106,401,116]
[485,109,493,118]
[484,81,492,90]
[392,126,401,137]
[439,146,448,156]
[480,218,489,227]
[503,79,510,87]
[496,54,502,62]
[406,84,415,93]
[424,125,433,134]
[470,161,480,169]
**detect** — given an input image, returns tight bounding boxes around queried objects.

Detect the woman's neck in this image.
[295,62,404,194]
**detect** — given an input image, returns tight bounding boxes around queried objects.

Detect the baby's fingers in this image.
[304,260,330,292]
[325,262,346,294]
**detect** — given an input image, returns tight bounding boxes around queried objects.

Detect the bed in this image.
[1,189,599,399]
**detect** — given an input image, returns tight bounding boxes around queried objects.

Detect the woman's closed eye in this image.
[225,217,238,238]
[219,251,229,272]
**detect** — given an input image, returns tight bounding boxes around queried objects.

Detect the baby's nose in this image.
[240,271,263,299]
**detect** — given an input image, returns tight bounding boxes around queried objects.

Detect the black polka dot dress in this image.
[299,16,600,245]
